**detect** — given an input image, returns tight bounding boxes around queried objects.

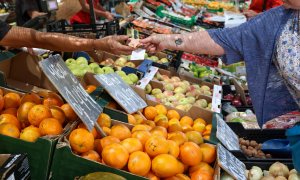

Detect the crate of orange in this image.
[51,103,217,179]
[0,87,78,180]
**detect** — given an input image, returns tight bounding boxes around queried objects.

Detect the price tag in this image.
[136,66,158,89]
[211,85,222,113]
[95,73,147,114]
[39,55,103,131]
[131,49,146,60]
[216,114,240,151]
[217,144,247,180]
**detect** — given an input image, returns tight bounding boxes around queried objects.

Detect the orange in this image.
[152,154,184,178]
[185,131,204,145]
[106,101,118,109]
[0,123,20,138]
[17,102,35,127]
[132,124,152,132]
[28,105,52,126]
[20,125,41,142]
[85,85,97,94]
[189,162,214,177]
[128,151,151,176]
[43,95,64,107]
[102,127,111,136]
[0,114,21,130]
[150,126,168,138]
[168,118,180,126]
[142,120,156,128]
[4,93,21,109]
[165,174,191,180]
[69,128,94,153]
[97,113,111,128]
[144,106,158,120]
[121,138,143,154]
[1,108,17,117]
[95,136,120,154]
[203,136,210,140]
[155,104,167,115]
[101,143,129,169]
[190,170,213,180]
[81,150,101,162]
[168,123,183,133]
[20,93,41,104]
[202,130,211,136]
[167,140,180,158]
[154,114,169,128]
[110,124,131,141]
[199,143,216,164]
[0,95,4,111]
[0,89,3,96]
[94,139,102,154]
[193,123,206,134]
[128,114,137,125]
[50,106,66,125]
[181,124,193,133]
[179,142,202,166]
[194,118,207,126]
[77,122,98,138]
[145,136,169,157]
[205,124,212,131]
[180,116,193,126]
[131,130,151,146]
[61,104,78,122]
[168,131,188,146]
[145,171,160,180]
[39,118,63,136]
[167,110,180,120]
[133,114,144,124]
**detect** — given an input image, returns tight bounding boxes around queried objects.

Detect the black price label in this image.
[95,73,147,114]
[39,55,103,131]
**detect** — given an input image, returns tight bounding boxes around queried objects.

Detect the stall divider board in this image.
[211,85,222,113]
[216,114,240,151]
[217,144,247,180]
[39,54,103,131]
[94,73,147,114]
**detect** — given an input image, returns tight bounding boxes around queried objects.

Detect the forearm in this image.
[0,27,105,52]
[163,31,225,55]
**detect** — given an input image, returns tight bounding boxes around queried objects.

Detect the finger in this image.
[116,35,130,42]
[140,36,154,44]
[116,44,135,51]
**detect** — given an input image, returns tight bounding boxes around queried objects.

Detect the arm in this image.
[140,31,225,55]
[0,26,133,54]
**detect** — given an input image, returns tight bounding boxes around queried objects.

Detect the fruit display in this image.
[224,93,252,107]
[239,138,272,159]
[68,105,216,179]
[0,89,77,142]
[189,63,218,79]
[78,172,126,180]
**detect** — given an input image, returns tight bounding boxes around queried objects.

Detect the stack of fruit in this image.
[189,64,217,79]
[126,53,169,64]
[0,89,78,142]
[100,56,136,70]
[68,105,216,179]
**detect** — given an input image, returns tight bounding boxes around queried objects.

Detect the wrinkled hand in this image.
[96,35,134,55]
[105,12,114,21]
[140,34,170,53]
[243,10,258,19]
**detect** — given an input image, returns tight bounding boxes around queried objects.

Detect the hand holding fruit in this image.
[95,35,134,55]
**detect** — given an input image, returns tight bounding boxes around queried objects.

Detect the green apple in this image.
[102,67,114,74]
[125,62,136,68]
[150,56,159,62]
[121,76,133,85]
[160,58,168,63]
[89,62,99,70]
[145,84,152,94]
[144,53,148,59]
[94,67,104,74]
[76,57,88,65]
[128,73,138,83]
[116,70,127,77]
[115,57,127,67]
[65,58,76,66]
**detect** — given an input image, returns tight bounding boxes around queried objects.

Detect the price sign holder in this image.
[211,85,222,113]
[216,114,240,151]
[217,144,247,180]
[39,55,106,136]
[95,73,147,114]
[136,66,158,89]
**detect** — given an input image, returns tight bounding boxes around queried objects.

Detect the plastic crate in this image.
[46,19,120,39]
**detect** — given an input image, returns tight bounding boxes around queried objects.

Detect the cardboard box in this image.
[0,52,56,92]
[0,154,30,180]
[0,86,75,180]
[50,120,146,180]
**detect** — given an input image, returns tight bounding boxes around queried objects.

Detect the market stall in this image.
[0,0,299,179]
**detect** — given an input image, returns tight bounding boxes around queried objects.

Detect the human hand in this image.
[96,35,134,55]
[140,34,170,53]
[105,12,114,21]
[243,10,258,19]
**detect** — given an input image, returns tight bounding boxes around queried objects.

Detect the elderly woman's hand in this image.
[95,35,134,55]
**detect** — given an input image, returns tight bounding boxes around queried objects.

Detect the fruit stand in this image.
[0,0,299,180]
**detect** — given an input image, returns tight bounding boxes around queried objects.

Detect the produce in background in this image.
[189,63,217,79]
[65,57,139,85]
[0,89,77,142]
[78,172,126,180]
[68,105,216,179]
[148,72,213,111]
[224,93,252,107]
[239,138,272,159]
[123,53,169,64]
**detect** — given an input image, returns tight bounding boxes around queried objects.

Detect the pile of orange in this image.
[0,89,78,142]
[69,108,216,180]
